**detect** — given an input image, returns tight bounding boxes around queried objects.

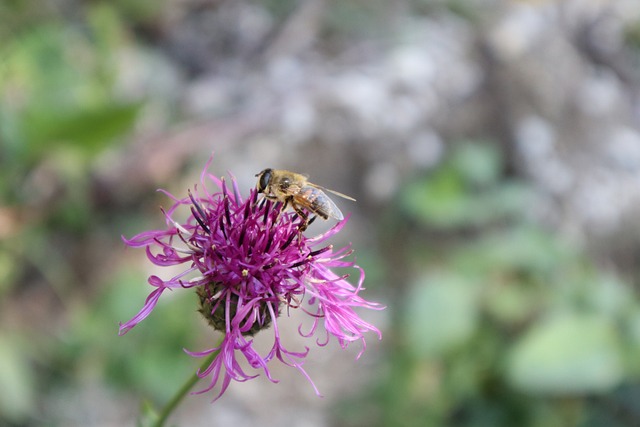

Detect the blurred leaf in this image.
[0,333,36,423]
[506,313,623,394]
[404,273,479,358]
[24,102,142,156]
[324,0,391,40]
[0,6,139,168]
[113,0,165,24]
[451,141,502,187]
[444,0,482,22]
[585,275,634,317]
[399,142,531,229]
[621,308,640,376]
[0,249,18,297]
[624,19,640,50]
[484,280,541,325]
[455,226,571,276]
[399,167,467,228]
[263,0,299,19]
[88,3,128,56]
[355,248,386,288]
[45,269,202,405]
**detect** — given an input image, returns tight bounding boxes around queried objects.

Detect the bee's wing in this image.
[307,183,356,201]
[294,186,344,220]
[278,181,304,197]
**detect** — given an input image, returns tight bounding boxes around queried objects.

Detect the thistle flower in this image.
[120,157,382,400]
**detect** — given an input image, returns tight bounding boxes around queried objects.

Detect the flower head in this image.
[120,157,382,400]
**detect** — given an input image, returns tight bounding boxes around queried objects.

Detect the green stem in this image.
[153,342,222,427]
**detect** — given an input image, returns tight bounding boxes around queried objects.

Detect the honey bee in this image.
[255,168,355,228]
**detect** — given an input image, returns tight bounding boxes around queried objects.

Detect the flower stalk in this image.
[152,343,221,427]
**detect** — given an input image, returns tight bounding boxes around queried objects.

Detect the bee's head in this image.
[256,168,273,193]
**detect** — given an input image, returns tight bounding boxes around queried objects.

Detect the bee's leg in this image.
[307,215,317,227]
[292,205,310,231]
[275,198,290,223]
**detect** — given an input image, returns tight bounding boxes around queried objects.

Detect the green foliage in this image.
[623,17,640,50]
[0,4,142,203]
[0,267,208,425]
[0,333,37,424]
[404,273,480,358]
[23,102,142,158]
[400,141,531,229]
[337,141,640,427]
[63,270,204,402]
[0,4,168,424]
[507,313,623,394]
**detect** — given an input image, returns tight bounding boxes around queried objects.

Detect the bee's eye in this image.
[258,169,272,192]
[281,177,290,188]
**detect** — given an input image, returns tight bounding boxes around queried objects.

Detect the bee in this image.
[255,168,355,229]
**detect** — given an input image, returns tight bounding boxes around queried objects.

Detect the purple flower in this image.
[120,157,382,400]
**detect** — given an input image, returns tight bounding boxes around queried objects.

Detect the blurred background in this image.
[3,0,640,426]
